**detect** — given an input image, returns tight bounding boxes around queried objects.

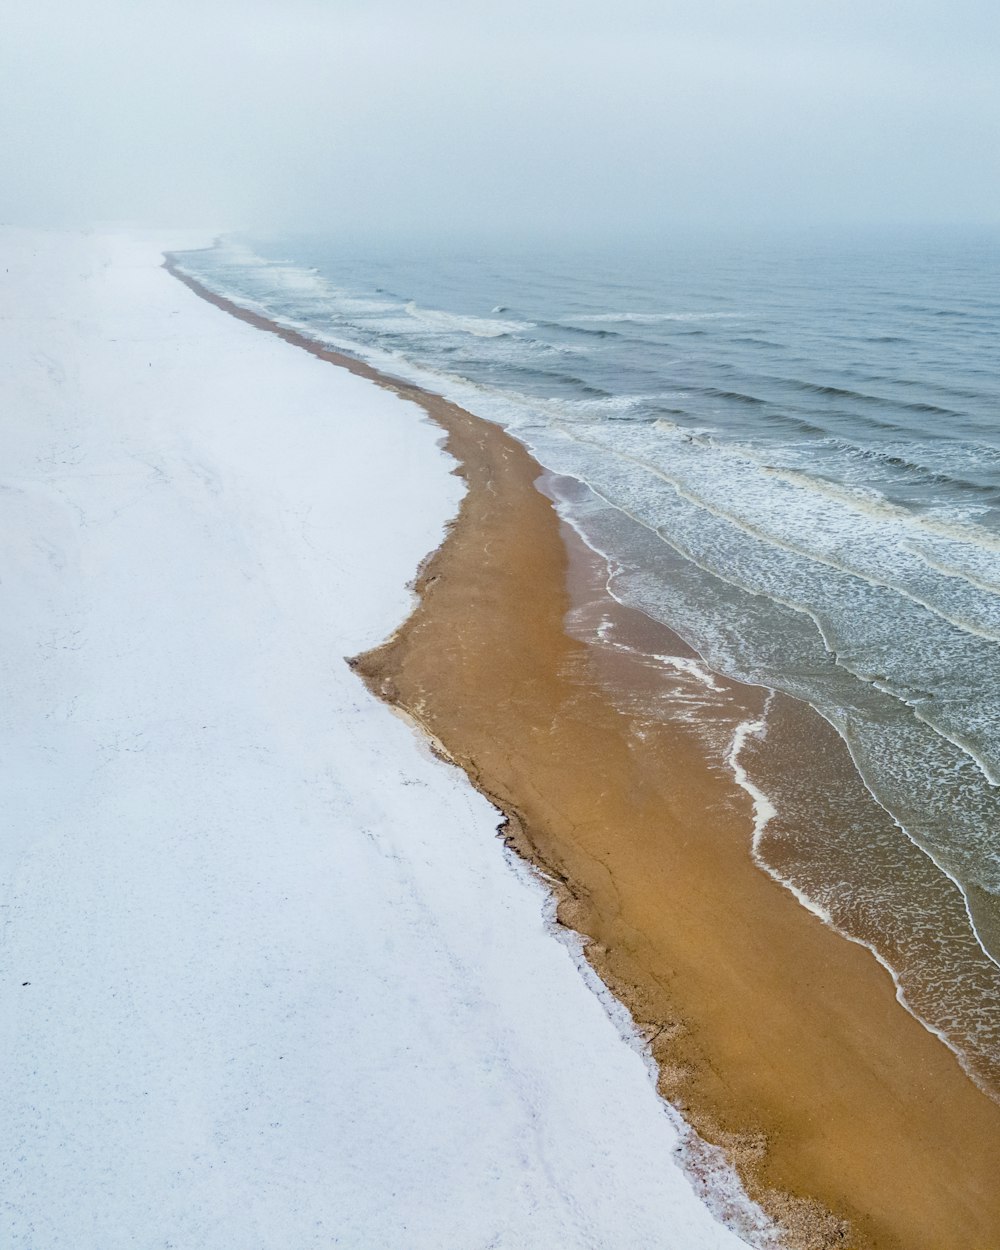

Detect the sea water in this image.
[174,227,1000,1092]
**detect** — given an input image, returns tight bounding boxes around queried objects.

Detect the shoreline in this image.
[167,259,1000,1249]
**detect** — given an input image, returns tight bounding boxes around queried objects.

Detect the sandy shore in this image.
[171,263,1000,1250]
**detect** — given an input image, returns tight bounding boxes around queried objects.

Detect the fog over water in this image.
[2,0,998,234]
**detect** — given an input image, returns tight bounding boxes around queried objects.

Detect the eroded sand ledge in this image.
[169,260,1000,1250]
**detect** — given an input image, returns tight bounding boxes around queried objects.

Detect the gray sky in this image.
[2,0,998,234]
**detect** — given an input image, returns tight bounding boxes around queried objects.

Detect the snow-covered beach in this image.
[0,231,752,1249]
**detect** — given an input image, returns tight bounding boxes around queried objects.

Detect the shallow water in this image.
[174,227,1000,1093]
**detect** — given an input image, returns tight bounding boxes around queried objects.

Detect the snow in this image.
[0,230,751,1248]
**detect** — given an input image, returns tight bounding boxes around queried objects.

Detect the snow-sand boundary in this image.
[0,230,752,1248]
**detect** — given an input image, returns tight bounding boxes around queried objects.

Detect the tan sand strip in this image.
[167,259,1000,1250]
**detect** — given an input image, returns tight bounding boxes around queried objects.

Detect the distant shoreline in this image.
[168,256,1000,1250]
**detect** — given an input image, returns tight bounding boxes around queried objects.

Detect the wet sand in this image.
[169,260,1000,1250]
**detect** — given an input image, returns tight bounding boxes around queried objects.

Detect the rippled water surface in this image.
[174,228,1000,1090]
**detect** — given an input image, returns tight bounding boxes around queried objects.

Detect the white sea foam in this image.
[569,311,747,323]
[657,654,724,689]
[542,418,1000,786]
[726,703,778,856]
[404,300,533,337]
[769,464,1000,555]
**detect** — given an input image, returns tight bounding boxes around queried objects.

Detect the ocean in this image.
[173,228,1000,1095]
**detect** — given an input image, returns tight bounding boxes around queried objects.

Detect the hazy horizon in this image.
[3,0,998,236]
